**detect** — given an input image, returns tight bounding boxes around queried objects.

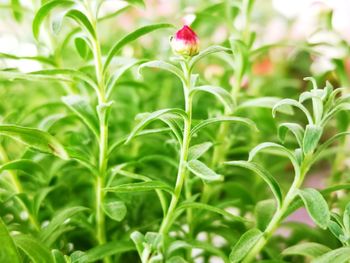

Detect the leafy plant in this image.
[0,0,350,263]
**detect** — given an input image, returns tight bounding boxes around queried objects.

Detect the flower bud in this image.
[170,25,199,57]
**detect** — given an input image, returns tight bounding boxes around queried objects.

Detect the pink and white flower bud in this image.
[170,25,199,57]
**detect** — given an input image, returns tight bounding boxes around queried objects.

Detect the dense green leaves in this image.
[2,1,350,262]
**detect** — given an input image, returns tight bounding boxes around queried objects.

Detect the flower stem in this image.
[159,61,193,244]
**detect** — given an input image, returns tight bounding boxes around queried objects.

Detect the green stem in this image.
[86,2,110,262]
[242,158,311,262]
[159,95,192,235]
[159,62,193,246]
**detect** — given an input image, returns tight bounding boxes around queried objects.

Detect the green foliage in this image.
[0,0,349,262]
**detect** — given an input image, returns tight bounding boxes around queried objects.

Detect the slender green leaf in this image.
[303,125,323,154]
[255,199,276,230]
[278,123,304,147]
[138,60,185,83]
[104,23,173,71]
[225,161,282,207]
[126,108,187,144]
[0,218,20,263]
[104,181,173,194]
[177,201,247,223]
[187,159,223,181]
[106,58,146,98]
[72,241,135,263]
[0,159,45,177]
[312,247,350,263]
[0,125,69,160]
[14,235,54,263]
[65,9,96,39]
[297,188,330,229]
[62,95,99,138]
[328,220,344,242]
[102,200,127,222]
[273,98,313,124]
[190,85,235,113]
[229,228,263,263]
[74,36,93,60]
[248,142,300,178]
[237,97,294,115]
[191,116,257,136]
[33,0,75,40]
[40,206,88,246]
[189,45,230,70]
[282,242,331,259]
[11,0,22,21]
[188,142,212,160]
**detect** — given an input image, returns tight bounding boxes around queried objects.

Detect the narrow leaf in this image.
[188,142,213,160]
[138,60,184,83]
[33,0,75,39]
[0,218,20,263]
[190,85,235,113]
[278,123,304,147]
[225,161,283,207]
[282,242,331,259]
[312,247,350,263]
[191,116,257,136]
[255,199,276,230]
[62,95,99,138]
[229,228,263,263]
[303,125,323,154]
[73,241,135,262]
[0,125,69,160]
[102,200,127,222]
[273,98,313,124]
[189,45,230,70]
[187,159,223,181]
[297,188,330,229]
[104,23,173,71]
[126,108,187,144]
[13,235,54,263]
[104,181,173,194]
[237,97,294,115]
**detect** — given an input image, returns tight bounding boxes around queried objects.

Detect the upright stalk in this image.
[85,2,110,262]
[159,61,193,239]
[242,157,312,262]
